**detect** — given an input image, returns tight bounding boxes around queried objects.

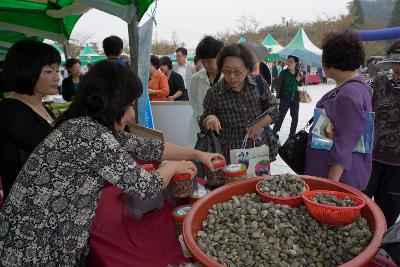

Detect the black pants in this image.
[364,160,400,228]
[273,99,299,137]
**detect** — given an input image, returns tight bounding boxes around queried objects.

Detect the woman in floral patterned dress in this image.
[0,60,223,266]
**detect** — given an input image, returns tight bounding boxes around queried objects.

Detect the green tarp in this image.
[0,0,81,43]
[0,30,42,60]
[0,0,155,55]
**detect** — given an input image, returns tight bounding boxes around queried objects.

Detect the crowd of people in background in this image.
[0,29,400,264]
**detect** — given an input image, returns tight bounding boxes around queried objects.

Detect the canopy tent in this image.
[278,28,322,66]
[238,36,247,43]
[0,30,42,61]
[261,34,283,54]
[77,0,154,23]
[51,43,66,65]
[0,0,155,61]
[79,44,106,65]
[0,0,154,42]
[0,0,84,44]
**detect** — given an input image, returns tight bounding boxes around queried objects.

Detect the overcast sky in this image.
[71,0,350,49]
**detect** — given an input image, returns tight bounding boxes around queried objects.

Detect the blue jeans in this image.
[273,99,299,137]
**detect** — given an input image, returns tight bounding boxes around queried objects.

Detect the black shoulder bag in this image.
[278,78,368,174]
[194,130,222,154]
[278,118,312,174]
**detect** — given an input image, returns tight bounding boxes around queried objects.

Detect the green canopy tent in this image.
[262,34,283,51]
[79,44,106,65]
[0,30,42,61]
[262,34,283,62]
[278,27,322,66]
[0,0,155,69]
[51,43,66,65]
[238,36,246,43]
[0,0,84,47]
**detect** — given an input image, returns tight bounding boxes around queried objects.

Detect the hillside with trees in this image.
[150,0,399,58]
[65,0,399,58]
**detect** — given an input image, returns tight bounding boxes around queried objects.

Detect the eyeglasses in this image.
[222,68,246,76]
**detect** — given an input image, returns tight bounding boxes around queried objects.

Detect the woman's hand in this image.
[247,123,263,140]
[157,160,197,188]
[171,160,197,178]
[296,74,301,82]
[247,115,272,140]
[148,88,156,95]
[195,151,225,171]
[204,115,222,134]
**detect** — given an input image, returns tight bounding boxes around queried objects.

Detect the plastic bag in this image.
[381,220,400,265]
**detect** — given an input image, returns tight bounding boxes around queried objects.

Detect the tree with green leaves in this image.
[350,0,365,29]
[389,0,400,27]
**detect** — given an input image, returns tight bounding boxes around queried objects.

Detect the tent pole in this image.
[128,14,139,122]
[63,42,69,60]
[128,15,139,74]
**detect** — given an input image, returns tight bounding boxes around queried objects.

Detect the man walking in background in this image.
[102,35,132,68]
[173,47,195,100]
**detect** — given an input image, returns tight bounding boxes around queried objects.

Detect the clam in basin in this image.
[183,176,387,267]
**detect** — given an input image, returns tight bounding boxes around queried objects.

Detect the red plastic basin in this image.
[183,176,387,267]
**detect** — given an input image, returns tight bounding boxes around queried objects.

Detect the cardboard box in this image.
[127,123,165,142]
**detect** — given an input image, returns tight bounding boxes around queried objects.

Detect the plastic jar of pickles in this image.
[222,163,247,184]
[170,173,194,198]
[203,159,226,189]
[189,189,209,204]
[172,204,192,236]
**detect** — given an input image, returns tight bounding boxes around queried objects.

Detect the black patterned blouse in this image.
[0,117,164,266]
[199,75,279,162]
[370,74,400,166]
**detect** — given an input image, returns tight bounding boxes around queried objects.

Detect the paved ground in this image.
[270,81,336,174]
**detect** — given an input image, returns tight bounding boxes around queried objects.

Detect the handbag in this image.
[279,79,370,174]
[381,217,400,265]
[298,86,312,103]
[194,130,222,154]
[230,134,270,177]
[278,118,313,174]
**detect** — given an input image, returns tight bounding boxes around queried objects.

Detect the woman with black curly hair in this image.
[364,39,400,227]
[0,60,223,266]
[304,30,372,191]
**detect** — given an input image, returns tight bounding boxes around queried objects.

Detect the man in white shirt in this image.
[172,47,196,99]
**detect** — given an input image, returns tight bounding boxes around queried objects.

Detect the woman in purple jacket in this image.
[304,30,372,191]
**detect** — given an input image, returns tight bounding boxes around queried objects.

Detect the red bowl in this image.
[255,178,310,207]
[183,176,387,267]
[303,190,365,226]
